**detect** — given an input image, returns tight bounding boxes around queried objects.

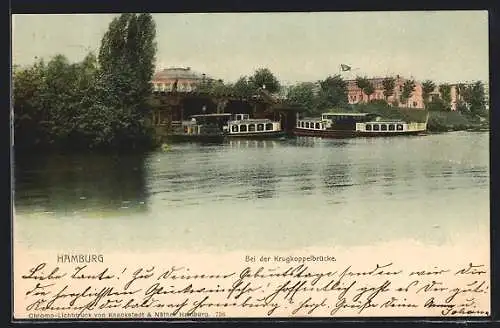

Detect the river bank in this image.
[426,111,489,132]
[350,103,489,133]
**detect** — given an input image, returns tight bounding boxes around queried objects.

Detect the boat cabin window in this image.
[257,123,264,131]
[315,123,320,129]
[301,121,305,128]
[265,123,273,131]
[373,124,380,131]
[397,124,403,131]
[240,124,247,132]
[381,124,387,131]
[389,124,395,131]
[231,125,238,132]
[366,124,372,131]
[248,124,256,132]
[306,122,310,128]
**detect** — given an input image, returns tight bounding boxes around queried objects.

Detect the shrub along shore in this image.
[346,103,489,133]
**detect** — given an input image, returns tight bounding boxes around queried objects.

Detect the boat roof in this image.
[299,117,322,121]
[229,119,273,123]
[190,113,232,118]
[322,112,372,116]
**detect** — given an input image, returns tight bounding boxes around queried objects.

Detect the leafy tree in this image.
[421,80,436,108]
[286,82,316,114]
[438,83,452,110]
[463,81,487,117]
[13,13,158,151]
[364,82,375,101]
[198,79,232,95]
[232,76,254,98]
[400,79,416,107]
[426,98,448,112]
[456,83,467,101]
[98,13,157,114]
[382,77,395,100]
[248,68,281,93]
[13,58,48,148]
[316,75,348,110]
[355,76,369,102]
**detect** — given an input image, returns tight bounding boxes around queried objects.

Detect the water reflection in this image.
[14,153,149,217]
[247,165,279,199]
[292,163,315,195]
[227,139,279,149]
[14,132,490,250]
[322,163,353,192]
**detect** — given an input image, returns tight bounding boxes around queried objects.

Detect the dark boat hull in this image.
[225,131,286,139]
[293,128,425,138]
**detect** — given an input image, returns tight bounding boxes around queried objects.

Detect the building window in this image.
[265,123,273,131]
[413,101,418,107]
[373,124,380,131]
[248,124,256,132]
[397,124,403,131]
[315,123,320,129]
[389,124,395,131]
[306,122,310,128]
[240,124,247,132]
[257,124,264,131]
[366,124,372,131]
[231,125,238,132]
[381,124,387,131]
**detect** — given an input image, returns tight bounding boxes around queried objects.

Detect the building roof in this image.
[153,67,208,81]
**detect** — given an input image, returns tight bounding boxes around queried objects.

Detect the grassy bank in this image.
[426,111,489,132]
[340,103,489,133]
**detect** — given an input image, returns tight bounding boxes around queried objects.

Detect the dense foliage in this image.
[285,75,349,115]
[400,79,416,107]
[13,13,157,152]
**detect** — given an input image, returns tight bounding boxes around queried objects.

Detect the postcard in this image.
[11,11,490,320]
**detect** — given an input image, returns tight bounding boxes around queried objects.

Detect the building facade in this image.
[346,76,425,109]
[152,67,211,92]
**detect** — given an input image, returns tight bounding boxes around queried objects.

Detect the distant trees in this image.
[228,68,281,97]
[423,80,486,116]
[382,77,395,101]
[285,74,348,115]
[355,76,371,102]
[400,80,416,107]
[286,82,316,114]
[316,75,348,110]
[421,80,436,108]
[438,83,452,109]
[461,81,487,117]
[248,68,281,93]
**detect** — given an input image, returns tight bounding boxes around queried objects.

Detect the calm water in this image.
[14,132,489,252]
